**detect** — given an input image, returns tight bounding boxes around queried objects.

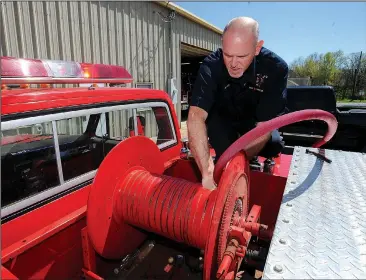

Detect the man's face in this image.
[222,31,262,78]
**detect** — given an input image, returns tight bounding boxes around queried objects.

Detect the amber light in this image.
[79,63,132,80]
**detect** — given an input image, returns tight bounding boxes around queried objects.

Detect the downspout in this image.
[169,19,174,80]
[155,3,178,118]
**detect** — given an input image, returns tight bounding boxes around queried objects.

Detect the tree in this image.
[289,50,365,100]
[339,51,364,100]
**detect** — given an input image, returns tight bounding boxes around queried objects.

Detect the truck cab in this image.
[1,58,186,280]
[1,57,184,222]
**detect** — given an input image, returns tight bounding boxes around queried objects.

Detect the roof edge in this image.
[156,1,223,35]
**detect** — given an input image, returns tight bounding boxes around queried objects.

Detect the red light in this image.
[80,63,133,81]
[1,56,49,78]
[1,56,133,85]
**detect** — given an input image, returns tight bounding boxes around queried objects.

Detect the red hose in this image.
[213,109,338,182]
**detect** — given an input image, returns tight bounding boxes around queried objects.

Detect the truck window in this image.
[1,102,176,218]
[135,107,159,142]
[1,113,105,211]
[103,109,133,141]
[99,105,176,157]
[136,106,175,146]
[1,122,60,208]
[54,114,105,181]
[94,109,132,156]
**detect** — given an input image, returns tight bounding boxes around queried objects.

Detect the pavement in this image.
[337,102,366,108]
[180,120,188,139]
[180,111,188,139]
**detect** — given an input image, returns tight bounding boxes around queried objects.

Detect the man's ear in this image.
[255,40,264,55]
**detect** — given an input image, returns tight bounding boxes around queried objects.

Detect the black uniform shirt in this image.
[190,47,289,134]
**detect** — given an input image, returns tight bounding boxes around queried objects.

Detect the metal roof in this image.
[157,1,223,35]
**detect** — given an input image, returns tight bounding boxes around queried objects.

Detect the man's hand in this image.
[201,154,216,190]
[235,270,245,279]
[202,174,217,190]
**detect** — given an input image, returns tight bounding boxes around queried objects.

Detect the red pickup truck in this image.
[2,56,365,280]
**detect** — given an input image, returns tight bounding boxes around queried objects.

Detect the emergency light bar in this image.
[1,56,133,85]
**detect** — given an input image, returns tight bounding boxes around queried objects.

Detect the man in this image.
[187,16,288,190]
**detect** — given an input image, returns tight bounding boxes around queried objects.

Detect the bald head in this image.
[221,17,263,78]
[223,17,259,43]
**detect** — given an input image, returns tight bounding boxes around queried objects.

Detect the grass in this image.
[337,99,366,103]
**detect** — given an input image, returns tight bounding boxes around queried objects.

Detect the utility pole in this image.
[352,51,363,100]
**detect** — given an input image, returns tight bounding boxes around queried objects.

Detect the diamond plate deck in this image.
[262,147,366,279]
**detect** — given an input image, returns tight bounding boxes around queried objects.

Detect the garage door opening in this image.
[180,42,213,120]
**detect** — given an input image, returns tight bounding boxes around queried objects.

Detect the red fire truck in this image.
[1,56,365,280]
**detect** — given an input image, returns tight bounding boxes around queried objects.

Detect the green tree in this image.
[290,50,365,101]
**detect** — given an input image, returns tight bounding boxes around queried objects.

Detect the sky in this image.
[174,1,366,65]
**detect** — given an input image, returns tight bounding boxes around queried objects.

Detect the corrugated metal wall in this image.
[1,1,222,120]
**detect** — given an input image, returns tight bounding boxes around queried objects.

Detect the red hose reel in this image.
[87,136,266,279]
[87,109,338,279]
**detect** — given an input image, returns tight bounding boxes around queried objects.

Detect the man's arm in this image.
[187,61,218,189]
[187,106,215,188]
[243,125,271,160]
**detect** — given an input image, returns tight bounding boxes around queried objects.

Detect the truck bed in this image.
[337,109,366,128]
[262,146,366,279]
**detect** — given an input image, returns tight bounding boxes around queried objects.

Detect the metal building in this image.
[0,1,223,122]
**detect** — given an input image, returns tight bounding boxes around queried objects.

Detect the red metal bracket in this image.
[81,227,103,280]
[81,268,104,280]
